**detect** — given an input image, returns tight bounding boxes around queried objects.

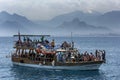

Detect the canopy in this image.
[56,48,77,52]
[13,34,50,37]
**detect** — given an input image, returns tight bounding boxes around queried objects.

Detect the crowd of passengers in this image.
[15,36,55,49]
[14,49,55,62]
[14,48,105,63]
[56,50,106,63]
[15,36,74,50]
[15,37,105,62]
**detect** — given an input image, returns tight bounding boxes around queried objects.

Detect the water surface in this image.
[0,37,120,80]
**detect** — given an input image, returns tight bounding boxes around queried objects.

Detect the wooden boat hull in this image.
[12,62,103,70]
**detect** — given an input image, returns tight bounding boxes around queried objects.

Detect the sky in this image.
[0,0,120,20]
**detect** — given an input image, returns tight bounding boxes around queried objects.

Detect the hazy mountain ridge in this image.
[59,18,108,30]
[43,11,101,27]
[0,11,37,35]
[42,10,120,29]
[56,18,110,36]
[0,11,34,25]
[96,11,120,27]
[0,10,120,36]
[0,11,52,36]
[42,10,120,36]
[36,10,120,32]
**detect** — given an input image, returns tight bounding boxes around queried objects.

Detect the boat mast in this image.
[71,32,74,49]
[18,30,21,41]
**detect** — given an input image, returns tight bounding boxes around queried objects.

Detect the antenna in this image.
[18,30,21,41]
[71,32,73,42]
[71,32,74,49]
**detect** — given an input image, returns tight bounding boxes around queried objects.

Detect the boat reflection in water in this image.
[10,65,106,80]
[11,33,106,70]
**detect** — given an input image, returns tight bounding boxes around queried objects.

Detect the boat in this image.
[11,33,106,70]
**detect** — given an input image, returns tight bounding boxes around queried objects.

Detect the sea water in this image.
[0,37,120,80]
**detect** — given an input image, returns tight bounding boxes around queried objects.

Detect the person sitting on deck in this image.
[36,48,42,54]
[67,51,71,62]
[37,43,41,48]
[83,52,88,61]
[78,53,82,61]
[41,36,44,43]
[90,53,95,61]
[102,50,106,62]
[45,39,49,44]
[95,50,98,58]
[86,53,91,61]
[51,39,55,49]
[24,37,30,47]
[16,40,22,47]
[44,39,50,49]
[97,51,101,61]
[22,37,26,46]
[61,41,69,49]
[23,37,26,42]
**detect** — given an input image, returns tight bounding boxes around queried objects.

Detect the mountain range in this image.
[56,18,110,36]
[0,10,120,36]
[96,11,120,27]
[0,11,36,35]
[37,11,101,27]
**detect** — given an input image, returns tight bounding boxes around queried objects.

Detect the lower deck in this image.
[12,56,104,66]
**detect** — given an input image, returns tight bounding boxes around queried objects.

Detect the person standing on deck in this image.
[102,50,106,62]
[51,39,55,49]
[41,36,44,43]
